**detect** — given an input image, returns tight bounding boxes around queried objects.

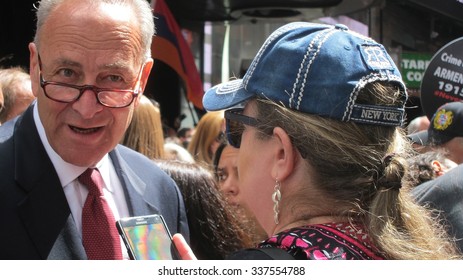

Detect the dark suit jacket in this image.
[0,105,189,259]
[412,164,463,253]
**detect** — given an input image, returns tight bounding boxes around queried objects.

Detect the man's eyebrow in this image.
[50,59,131,72]
[101,62,132,71]
[51,58,82,68]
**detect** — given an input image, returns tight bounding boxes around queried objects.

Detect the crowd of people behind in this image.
[1,0,462,261]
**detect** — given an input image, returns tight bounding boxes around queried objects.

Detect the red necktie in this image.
[79,168,123,260]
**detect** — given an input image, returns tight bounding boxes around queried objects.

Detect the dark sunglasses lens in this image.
[226,118,243,148]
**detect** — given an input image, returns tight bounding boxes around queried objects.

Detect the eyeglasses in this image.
[224,108,259,148]
[38,54,143,108]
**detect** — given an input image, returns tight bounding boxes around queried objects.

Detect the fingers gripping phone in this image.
[116,214,179,260]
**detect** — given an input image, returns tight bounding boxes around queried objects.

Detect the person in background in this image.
[409,104,463,253]
[174,22,460,260]
[412,161,463,253]
[0,66,35,124]
[177,127,194,149]
[408,101,463,164]
[213,143,241,206]
[163,141,195,163]
[156,159,253,259]
[0,0,188,259]
[407,115,430,135]
[120,95,165,159]
[406,149,457,186]
[213,142,267,244]
[187,110,226,168]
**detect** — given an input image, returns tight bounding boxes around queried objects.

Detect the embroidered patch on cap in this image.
[350,104,404,126]
[433,109,454,131]
[360,44,395,70]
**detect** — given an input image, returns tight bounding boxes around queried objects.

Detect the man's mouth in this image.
[70,125,102,134]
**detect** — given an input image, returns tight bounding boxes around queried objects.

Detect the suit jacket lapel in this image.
[109,147,160,216]
[14,106,76,259]
[47,216,87,260]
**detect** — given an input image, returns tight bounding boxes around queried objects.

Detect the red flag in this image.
[151,0,204,109]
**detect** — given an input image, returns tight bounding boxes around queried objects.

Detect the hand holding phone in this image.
[116,214,179,260]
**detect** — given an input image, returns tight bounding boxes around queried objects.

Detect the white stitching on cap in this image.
[289,29,315,108]
[349,117,402,126]
[289,24,330,108]
[216,79,244,95]
[289,42,312,109]
[343,73,378,121]
[294,27,337,110]
[243,23,306,88]
[342,72,406,121]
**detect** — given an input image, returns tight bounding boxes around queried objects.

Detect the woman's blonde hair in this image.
[121,95,165,159]
[254,82,460,259]
[187,110,224,167]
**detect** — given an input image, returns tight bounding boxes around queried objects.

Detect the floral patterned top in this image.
[257,222,385,260]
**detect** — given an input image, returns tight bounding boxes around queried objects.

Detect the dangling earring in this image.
[272,179,281,225]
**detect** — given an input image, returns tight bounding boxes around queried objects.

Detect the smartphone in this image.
[116,214,179,260]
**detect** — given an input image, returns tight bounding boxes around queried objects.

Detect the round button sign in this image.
[420,37,463,120]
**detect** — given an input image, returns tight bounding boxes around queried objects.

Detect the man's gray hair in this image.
[33,0,155,60]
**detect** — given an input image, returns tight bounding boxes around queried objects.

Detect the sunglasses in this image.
[224,108,259,148]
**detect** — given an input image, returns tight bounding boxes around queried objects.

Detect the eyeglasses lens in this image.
[226,117,244,148]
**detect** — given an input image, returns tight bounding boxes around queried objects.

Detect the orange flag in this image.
[151,0,204,109]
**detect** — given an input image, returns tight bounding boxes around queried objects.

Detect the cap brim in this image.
[427,130,454,145]
[408,130,429,146]
[202,79,255,111]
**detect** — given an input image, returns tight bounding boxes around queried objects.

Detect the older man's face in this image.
[29,0,152,167]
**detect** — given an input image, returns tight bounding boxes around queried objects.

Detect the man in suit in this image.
[0,0,189,259]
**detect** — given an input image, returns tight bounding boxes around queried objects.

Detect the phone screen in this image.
[117,215,177,260]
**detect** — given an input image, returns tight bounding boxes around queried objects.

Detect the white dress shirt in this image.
[33,104,130,259]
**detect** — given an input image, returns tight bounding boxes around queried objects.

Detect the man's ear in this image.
[431,160,445,177]
[270,127,298,181]
[28,43,40,98]
[138,58,154,93]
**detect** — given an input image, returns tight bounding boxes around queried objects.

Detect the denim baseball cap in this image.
[408,101,463,146]
[203,22,407,126]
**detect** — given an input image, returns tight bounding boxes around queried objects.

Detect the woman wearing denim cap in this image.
[174,22,461,260]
